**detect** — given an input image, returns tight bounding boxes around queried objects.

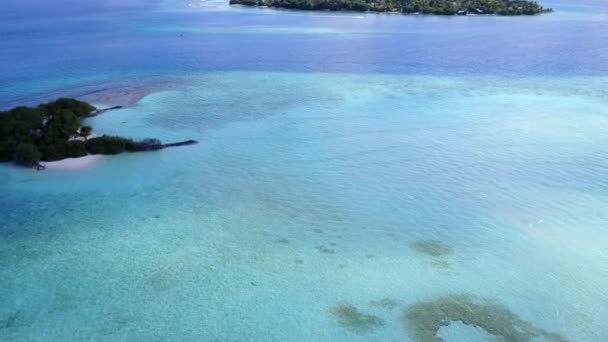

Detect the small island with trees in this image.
[229,0,552,15]
[0,98,197,170]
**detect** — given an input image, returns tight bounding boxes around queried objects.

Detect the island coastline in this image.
[0,98,198,171]
[229,0,553,15]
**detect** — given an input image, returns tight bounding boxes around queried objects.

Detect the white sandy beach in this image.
[41,154,104,171]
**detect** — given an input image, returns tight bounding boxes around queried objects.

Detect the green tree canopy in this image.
[229,0,552,15]
[79,125,93,140]
[13,143,41,166]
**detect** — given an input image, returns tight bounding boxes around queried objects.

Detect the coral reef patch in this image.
[316,245,335,254]
[410,240,453,258]
[331,303,385,334]
[402,294,568,342]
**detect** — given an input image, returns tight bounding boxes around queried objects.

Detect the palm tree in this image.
[79,125,93,141]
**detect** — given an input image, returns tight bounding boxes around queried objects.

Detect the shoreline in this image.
[40,154,104,171]
[230,4,552,16]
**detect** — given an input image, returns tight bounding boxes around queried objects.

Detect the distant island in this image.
[229,0,552,15]
[0,98,197,170]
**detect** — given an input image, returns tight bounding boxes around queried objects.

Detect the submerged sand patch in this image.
[369,298,398,310]
[430,260,452,270]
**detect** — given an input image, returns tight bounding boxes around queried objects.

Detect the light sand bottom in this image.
[41,155,104,171]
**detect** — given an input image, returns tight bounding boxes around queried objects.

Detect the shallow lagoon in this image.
[2,1,608,341]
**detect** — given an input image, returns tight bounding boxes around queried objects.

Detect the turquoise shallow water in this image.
[3,0,608,340]
[2,72,608,340]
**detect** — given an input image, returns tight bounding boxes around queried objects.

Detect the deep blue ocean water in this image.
[1,0,608,341]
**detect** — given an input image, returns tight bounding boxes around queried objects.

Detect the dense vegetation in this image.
[229,0,552,15]
[0,99,165,167]
[86,136,163,155]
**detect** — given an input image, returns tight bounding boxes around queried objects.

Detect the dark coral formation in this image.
[402,294,568,342]
[410,240,453,257]
[332,303,385,333]
[316,245,335,254]
[0,311,19,330]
